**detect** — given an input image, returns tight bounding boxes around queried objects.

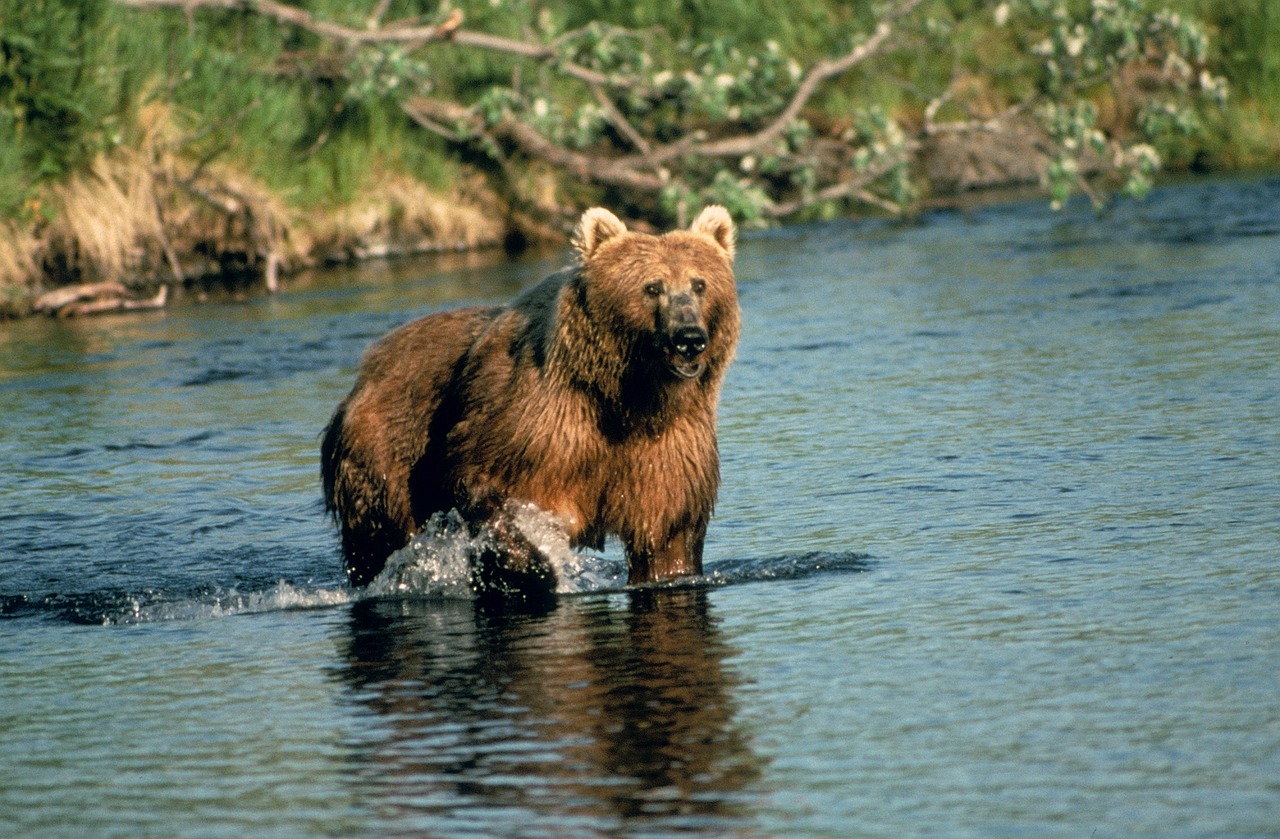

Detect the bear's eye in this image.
[691,278,707,295]
[644,281,664,298]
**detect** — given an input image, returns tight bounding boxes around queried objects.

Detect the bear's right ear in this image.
[573,208,628,262]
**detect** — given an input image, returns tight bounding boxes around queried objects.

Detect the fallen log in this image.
[33,282,169,318]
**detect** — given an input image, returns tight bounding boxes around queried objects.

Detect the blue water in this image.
[2,176,1278,837]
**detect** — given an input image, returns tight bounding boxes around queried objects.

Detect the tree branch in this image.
[116,0,621,85]
[118,0,923,172]
[700,0,927,157]
[118,0,931,219]
[590,84,651,154]
[760,146,915,218]
[116,0,464,45]
[402,97,666,192]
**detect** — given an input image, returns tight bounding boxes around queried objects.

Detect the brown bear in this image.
[321,205,739,596]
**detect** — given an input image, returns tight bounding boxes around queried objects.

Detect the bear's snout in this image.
[662,292,709,379]
[671,325,708,359]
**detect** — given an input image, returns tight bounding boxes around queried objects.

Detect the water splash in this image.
[364,510,478,600]
[2,500,870,625]
[363,502,628,598]
[364,501,873,596]
[505,501,628,594]
[118,581,356,624]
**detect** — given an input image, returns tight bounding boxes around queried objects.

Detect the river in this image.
[2,176,1278,837]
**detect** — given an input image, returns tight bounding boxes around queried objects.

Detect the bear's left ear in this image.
[574,207,628,262]
[690,205,735,261]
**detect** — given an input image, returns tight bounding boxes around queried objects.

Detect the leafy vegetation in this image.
[1,0,1274,313]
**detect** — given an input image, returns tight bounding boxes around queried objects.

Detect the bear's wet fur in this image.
[321,206,739,596]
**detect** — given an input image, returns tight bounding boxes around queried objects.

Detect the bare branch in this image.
[590,85,651,154]
[367,0,392,30]
[116,0,463,45]
[117,0,621,87]
[446,30,615,86]
[761,147,915,218]
[701,0,927,157]
[402,97,666,192]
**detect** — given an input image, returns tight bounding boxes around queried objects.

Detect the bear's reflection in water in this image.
[336,588,762,834]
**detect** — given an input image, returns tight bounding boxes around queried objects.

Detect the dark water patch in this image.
[0,586,185,624]
[1172,294,1233,311]
[1136,177,1280,245]
[26,445,97,464]
[705,551,873,585]
[782,339,853,352]
[182,367,251,386]
[102,431,218,452]
[1,575,350,626]
[102,439,169,452]
[978,175,1280,263]
[1067,278,1190,301]
[167,323,375,388]
[0,528,344,624]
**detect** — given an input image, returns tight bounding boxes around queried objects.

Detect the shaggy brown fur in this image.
[321,206,739,594]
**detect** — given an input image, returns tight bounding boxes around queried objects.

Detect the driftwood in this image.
[34,282,169,318]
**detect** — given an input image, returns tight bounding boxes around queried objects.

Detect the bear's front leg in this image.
[470,506,558,604]
[626,523,706,585]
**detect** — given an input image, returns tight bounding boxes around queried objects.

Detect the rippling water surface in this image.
[2,177,1278,837]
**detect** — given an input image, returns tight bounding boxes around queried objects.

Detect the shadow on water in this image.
[334,587,763,835]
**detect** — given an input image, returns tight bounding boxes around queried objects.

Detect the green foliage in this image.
[0,0,1269,236]
[1200,0,1280,100]
[0,0,120,212]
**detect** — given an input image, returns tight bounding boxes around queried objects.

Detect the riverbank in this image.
[0,101,511,318]
[3,1,1277,319]
[2,131,1269,321]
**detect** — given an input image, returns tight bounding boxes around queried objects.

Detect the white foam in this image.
[112,580,355,624]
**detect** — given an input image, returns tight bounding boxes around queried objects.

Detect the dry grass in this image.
[0,221,41,316]
[45,152,165,284]
[310,169,503,261]
[41,100,300,288]
[2,99,509,317]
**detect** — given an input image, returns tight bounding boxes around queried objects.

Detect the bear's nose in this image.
[672,325,708,359]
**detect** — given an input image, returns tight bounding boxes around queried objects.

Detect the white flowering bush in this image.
[1012,0,1227,206]
[122,0,1228,224]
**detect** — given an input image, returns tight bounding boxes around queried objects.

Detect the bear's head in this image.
[573,206,739,385]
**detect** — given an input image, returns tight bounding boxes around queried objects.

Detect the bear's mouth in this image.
[665,325,709,380]
[668,357,706,379]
